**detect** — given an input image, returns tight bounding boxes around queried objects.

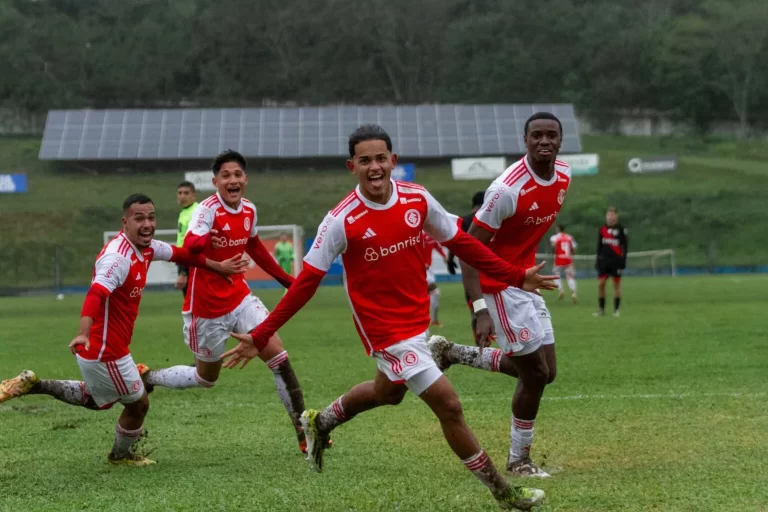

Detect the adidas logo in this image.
[222,223,231,231]
[362,228,377,239]
[529,202,539,211]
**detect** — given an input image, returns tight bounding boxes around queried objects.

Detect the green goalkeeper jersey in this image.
[274,240,294,267]
[176,202,198,247]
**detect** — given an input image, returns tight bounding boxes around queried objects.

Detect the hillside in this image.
[0,135,766,287]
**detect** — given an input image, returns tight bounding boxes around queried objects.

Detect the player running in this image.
[0,194,244,465]
[428,112,571,478]
[550,225,578,303]
[138,150,311,453]
[423,231,447,327]
[221,125,555,510]
[595,206,628,317]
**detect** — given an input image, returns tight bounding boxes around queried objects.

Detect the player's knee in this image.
[546,366,557,384]
[437,395,464,424]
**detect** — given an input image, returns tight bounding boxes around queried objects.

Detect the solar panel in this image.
[39,104,582,160]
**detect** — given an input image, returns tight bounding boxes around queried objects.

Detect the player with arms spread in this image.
[422,230,447,327]
[595,206,628,317]
[550,225,578,303]
[429,112,571,478]
[222,125,556,510]
[0,194,244,465]
[137,150,311,453]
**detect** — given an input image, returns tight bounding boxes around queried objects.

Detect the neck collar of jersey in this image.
[216,193,243,214]
[182,202,198,211]
[119,231,145,262]
[354,180,398,210]
[524,156,558,187]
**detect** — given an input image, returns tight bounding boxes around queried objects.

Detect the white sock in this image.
[567,277,577,293]
[145,366,215,389]
[509,416,535,463]
[111,422,143,459]
[266,351,304,431]
[429,288,440,322]
[462,450,509,498]
[555,278,563,291]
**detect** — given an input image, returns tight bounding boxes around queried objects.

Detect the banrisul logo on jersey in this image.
[364,232,422,262]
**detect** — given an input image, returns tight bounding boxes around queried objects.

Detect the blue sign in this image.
[391,163,415,182]
[304,238,344,275]
[0,173,27,193]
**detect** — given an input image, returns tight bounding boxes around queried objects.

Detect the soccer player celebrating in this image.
[175,180,198,296]
[138,150,311,452]
[595,206,628,317]
[429,112,571,478]
[550,225,578,303]
[422,230,447,327]
[222,125,555,510]
[0,194,244,465]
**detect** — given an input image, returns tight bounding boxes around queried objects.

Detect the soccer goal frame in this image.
[103,224,304,286]
[535,249,677,277]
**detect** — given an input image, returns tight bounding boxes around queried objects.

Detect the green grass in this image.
[1,276,767,511]
[0,134,766,288]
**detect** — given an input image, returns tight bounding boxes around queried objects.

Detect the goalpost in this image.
[103,224,304,286]
[534,249,677,277]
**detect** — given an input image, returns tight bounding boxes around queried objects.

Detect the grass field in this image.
[1,276,767,511]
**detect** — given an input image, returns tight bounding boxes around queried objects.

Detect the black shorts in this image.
[597,261,623,280]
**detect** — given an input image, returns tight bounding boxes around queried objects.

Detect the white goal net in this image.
[534,249,677,277]
[103,224,304,286]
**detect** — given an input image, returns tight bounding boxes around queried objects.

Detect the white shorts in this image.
[426,268,436,286]
[553,264,575,275]
[485,287,555,357]
[372,332,443,396]
[76,354,144,409]
[183,295,269,362]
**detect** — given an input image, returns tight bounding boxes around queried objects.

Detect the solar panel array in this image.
[39,104,581,160]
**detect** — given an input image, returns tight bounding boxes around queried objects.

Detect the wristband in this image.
[472,299,488,313]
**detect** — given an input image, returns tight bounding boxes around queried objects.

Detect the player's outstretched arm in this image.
[246,237,295,289]
[445,228,557,292]
[70,283,109,354]
[221,266,325,368]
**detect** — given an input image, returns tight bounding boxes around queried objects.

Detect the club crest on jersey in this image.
[132,380,142,392]
[557,189,566,205]
[244,217,251,231]
[519,328,531,342]
[404,209,421,228]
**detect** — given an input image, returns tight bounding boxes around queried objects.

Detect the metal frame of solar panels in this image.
[39,104,581,160]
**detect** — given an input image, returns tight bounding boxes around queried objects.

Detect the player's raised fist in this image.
[68,334,89,355]
[522,261,559,292]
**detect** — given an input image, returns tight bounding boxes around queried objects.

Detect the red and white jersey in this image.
[183,193,258,319]
[304,181,459,354]
[473,156,571,294]
[421,232,445,267]
[550,232,577,266]
[81,233,177,362]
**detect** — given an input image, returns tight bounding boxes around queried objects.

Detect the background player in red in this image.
[137,150,311,452]
[429,112,570,478]
[0,194,244,465]
[595,206,628,317]
[422,230,447,327]
[550,224,578,303]
[220,125,556,510]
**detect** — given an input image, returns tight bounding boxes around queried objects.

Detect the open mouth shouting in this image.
[137,227,154,246]
[224,184,242,202]
[368,172,385,189]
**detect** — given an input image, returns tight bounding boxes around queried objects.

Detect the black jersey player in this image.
[595,206,628,317]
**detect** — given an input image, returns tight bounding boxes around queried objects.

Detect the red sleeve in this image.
[169,246,208,268]
[183,232,210,254]
[441,230,526,289]
[248,265,325,350]
[81,283,110,319]
[246,237,294,289]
